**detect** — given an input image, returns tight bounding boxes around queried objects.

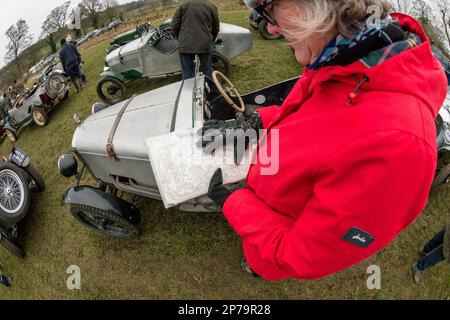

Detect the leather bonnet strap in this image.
[106,95,137,160]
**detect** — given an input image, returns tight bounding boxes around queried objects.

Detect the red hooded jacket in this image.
[222,14,448,280]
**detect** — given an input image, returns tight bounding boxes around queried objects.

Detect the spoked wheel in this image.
[32,108,49,127]
[0,163,30,224]
[96,77,128,105]
[45,73,68,99]
[5,130,16,142]
[70,204,139,238]
[0,232,25,258]
[430,163,450,193]
[212,51,231,77]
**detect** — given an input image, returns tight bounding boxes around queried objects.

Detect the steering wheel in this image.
[212,71,245,113]
[158,27,175,40]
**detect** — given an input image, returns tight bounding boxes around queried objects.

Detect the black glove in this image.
[198,111,263,165]
[208,168,233,208]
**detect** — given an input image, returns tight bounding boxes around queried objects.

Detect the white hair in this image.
[281,0,391,44]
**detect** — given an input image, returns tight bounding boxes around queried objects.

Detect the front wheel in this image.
[5,129,16,142]
[96,77,128,105]
[212,51,231,77]
[0,163,31,224]
[32,107,49,127]
[70,204,140,238]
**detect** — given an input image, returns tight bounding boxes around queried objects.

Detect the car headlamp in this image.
[58,154,78,178]
[244,0,278,26]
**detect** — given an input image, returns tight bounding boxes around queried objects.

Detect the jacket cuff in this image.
[256,106,280,129]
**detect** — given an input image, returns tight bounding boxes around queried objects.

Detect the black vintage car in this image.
[0,147,44,258]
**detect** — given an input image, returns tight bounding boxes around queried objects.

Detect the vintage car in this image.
[4,73,69,142]
[107,19,172,54]
[60,63,295,238]
[0,147,44,258]
[248,9,282,40]
[97,21,253,105]
[431,89,450,193]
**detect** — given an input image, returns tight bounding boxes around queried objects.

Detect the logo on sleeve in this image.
[343,227,375,248]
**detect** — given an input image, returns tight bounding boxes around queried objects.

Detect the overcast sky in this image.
[1,0,133,68]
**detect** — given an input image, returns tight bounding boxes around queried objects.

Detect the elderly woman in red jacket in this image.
[202,0,448,280]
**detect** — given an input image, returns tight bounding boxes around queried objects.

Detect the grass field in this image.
[0,8,449,300]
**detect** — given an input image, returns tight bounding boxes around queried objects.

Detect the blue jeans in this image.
[417,228,446,271]
[180,53,213,80]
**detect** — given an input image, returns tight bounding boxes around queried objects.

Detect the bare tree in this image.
[437,0,450,47]
[41,1,71,53]
[103,0,119,23]
[80,0,105,29]
[4,19,33,68]
[412,0,432,24]
[390,0,415,15]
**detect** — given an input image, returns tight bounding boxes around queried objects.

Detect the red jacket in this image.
[222,14,448,280]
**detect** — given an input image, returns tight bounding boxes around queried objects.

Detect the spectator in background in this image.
[172,0,220,79]
[59,38,83,93]
[1,93,11,120]
[66,33,87,85]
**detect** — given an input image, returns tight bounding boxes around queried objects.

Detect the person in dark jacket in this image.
[411,212,450,285]
[172,0,220,79]
[1,93,11,120]
[59,38,83,93]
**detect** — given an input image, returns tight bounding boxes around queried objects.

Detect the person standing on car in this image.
[200,0,448,280]
[172,0,220,80]
[59,38,83,93]
[411,212,449,285]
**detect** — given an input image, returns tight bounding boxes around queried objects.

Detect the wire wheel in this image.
[45,73,67,99]
[0,169,25,214]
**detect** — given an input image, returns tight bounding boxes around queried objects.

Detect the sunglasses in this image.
[245,0,278,26]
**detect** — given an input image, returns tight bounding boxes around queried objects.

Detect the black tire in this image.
[212,51,231,77]
[24,163,45,192]
[5,130,17,142]
[31,107,49,127]
[96,77,128,105]
[430,163,450,193]
[0,163,31,224]
[259,20,283,40]
[0,232,25,259]
[70,204,140,238]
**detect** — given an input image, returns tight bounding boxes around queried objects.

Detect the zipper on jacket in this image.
[348,75,370,105]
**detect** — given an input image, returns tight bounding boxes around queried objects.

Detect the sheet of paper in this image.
[145,127,255,209]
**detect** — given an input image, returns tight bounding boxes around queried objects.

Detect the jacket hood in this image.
[303,13,448,119]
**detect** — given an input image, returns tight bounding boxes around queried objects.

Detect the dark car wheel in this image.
[32,107,49,127]
[0,232,25,258]
[24,163,45,192]
[259,20,283,40]
[70,204,140,238]
[430,163,450,194]
[5,130,17,142]
[97,77,128,105]
[0,163,31,224]
[45,73,67,100]
[212,51,231,77]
